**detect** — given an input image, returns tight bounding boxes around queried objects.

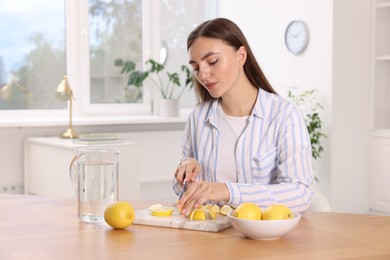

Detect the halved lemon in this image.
[189,209,206,221]
[209,204,220,215]
[188,208,216,221]
[202,203,220,215]
[149,204,174,217]
[219,204,233,216]
[205,209,216,220]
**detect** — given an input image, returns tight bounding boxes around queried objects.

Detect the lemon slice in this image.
[209,204,220,215]
[188,209,196,220]
[149,204,174,217]
[188,208,216,221]
[202,204,212,210]
[202,203,220,215]
[205,209,216,220]
[189,209,206,221]
[219,205,233,216]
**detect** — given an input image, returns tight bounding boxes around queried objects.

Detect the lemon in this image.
[219,205,233,216]
[149,204,174,217]
[202,203,220,215]
[262,204,293,220]
[209,204,220,215]
[104,201,135,229]
[205,209,217,220]
[233,202,262,220]
[189,209,206,221]
[188,208,216,221]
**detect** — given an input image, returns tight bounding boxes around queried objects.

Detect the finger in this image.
[179,183,208,215]
[185,184,207,209]
[177,190,192,214]
[180,198,197,215]
[193,192,209,209]
[175,167,186,185]
[184,166,200,182]
[177,184,198,215]
[183,167,194,182]
[190,163,201,182]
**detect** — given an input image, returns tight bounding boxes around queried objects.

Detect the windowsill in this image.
[0,109,191,128]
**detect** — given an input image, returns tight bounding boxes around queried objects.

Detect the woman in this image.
[174,18,313,215]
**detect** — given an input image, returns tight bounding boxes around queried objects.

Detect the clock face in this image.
[285,20,309,54]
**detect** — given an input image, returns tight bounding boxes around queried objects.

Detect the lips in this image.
[205,82,217,90]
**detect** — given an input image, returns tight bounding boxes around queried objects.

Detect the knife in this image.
[178,179,189,200]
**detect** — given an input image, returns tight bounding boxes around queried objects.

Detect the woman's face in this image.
[188,37,246,98]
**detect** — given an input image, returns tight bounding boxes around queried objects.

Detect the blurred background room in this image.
[1,0,389,216]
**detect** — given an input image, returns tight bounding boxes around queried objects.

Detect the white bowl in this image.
[227,211,301,240]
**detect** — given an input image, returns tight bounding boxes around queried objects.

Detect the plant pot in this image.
[125,86,140,103]
[159,98,179,117]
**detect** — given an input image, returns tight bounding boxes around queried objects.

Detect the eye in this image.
[189,63,199,72]
[209,59,218,66]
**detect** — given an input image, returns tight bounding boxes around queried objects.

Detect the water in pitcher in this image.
[78,161,118,223]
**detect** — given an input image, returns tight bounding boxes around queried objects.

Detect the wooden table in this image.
[1,194,389,259]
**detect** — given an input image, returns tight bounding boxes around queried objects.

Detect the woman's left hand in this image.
[176,181,230,215]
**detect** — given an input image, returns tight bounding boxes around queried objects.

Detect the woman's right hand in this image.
[174,157,201,186]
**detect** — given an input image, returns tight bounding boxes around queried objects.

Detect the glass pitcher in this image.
[70,147,119,223]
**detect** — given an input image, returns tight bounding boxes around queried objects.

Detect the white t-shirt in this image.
[216,102,249,183]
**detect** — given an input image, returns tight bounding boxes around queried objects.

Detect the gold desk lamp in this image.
[55,75,78,139]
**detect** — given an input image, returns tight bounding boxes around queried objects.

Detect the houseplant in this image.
[287,88,327,182]
[118,59,193,116]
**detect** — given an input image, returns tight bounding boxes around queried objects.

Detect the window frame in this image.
[69,0,157,117]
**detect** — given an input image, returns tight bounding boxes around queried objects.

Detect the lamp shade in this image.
[55,75,73,101]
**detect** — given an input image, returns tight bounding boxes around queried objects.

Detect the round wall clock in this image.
[285,20,309,55]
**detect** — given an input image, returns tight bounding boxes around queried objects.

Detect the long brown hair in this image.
[187,18,277,103]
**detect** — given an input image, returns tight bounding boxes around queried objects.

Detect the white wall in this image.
[218,0,371,213]
[331,0,371,213]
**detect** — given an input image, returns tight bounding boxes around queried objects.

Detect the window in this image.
[0,0,216,119]
[88,0,143,105]
[0,0,66,110]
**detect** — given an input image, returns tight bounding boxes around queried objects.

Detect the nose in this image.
[197,66,210,82]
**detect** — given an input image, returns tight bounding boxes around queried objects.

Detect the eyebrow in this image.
[189,52,219,65]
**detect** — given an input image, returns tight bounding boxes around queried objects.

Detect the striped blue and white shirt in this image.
[173,88,314,213]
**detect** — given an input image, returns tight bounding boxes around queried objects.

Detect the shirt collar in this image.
[205,99,219,127]
[252,88,267,119]
[205,88,268,126]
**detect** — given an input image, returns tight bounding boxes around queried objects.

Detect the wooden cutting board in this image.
[133,207,232,232]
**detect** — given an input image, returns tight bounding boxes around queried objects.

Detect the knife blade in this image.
[178,179,188,200]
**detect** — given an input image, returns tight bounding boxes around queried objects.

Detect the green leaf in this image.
[146,59,164,73]
[120,58,194,98]
[128,71,148,87]
[181,65,193,87]
[121,61,136,74]
[114,59,123,67]
[288,87,327,161]
[168,72,180,86]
